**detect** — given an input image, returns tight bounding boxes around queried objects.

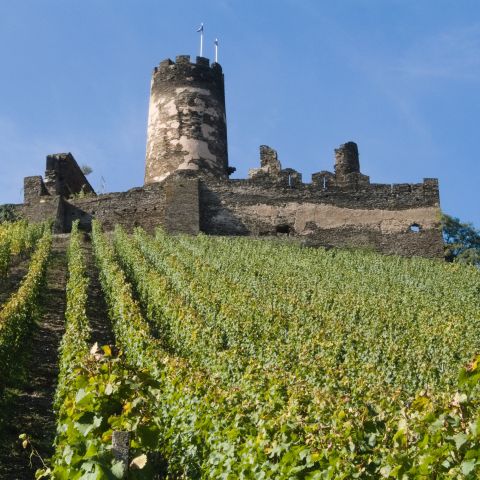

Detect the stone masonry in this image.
[4,55,444,258]
[145,56,229,184]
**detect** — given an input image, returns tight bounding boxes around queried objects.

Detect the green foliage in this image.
[54,220,91,411]
[80,165,93,176]
[45,222,161,479]
[0,227,51,394]
[442,213,480,266]
[41,222,480,478]
[98,225,480,478]
[48,349,162,479]
[0,204,19,223]
[69,185,94,200]
[0,221,45,277]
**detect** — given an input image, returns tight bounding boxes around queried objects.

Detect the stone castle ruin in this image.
[10,54,443,257]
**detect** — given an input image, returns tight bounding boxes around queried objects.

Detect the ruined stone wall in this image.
[199,178,444,258]
[23,196,65,233]
[24,176,49,204]
[145,56,229,184]
[63,172,199,234]
[44,153,95,197]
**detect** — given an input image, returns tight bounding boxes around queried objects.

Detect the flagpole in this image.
[197,23,204,57]
[214,38,218,63]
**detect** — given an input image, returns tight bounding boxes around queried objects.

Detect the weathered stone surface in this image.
[44,153,95,197]
[198,175,443,258]
[65,183,167,233]
[335,141,360,176]
[23,195,65,233]
[24,176,49,204]
[249,146,282,178]
[164,172,199,235]
[145,56,229,184]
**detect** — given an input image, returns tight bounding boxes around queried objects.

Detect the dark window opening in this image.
[276,224,292,235]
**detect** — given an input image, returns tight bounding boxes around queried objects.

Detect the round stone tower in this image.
[144,55,229,184]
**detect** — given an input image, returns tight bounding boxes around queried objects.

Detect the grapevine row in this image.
[0,221,46,278]
[111,226,480,478]
[0,227,52,393]
[142,227,480,398]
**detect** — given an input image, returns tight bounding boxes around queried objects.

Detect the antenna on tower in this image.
[214,38,219,63]
[197,23,204,57]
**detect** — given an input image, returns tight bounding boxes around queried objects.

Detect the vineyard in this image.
[0,220,479,479]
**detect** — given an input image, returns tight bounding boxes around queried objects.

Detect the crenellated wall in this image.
[198,175,443,258]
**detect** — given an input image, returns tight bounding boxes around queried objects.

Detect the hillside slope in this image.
[1,222,479,478]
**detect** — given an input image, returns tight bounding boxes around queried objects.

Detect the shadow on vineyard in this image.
[82,234,115,348]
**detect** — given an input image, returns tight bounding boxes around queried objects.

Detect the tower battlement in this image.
[154,55,223,75]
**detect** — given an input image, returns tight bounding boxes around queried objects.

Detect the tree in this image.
[81,164,93,176]
[441,213,480,266]
[0,204,19,223]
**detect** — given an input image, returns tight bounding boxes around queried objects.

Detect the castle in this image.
[12,54,443,257]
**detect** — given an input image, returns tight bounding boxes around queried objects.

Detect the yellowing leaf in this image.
[102,345,112,357]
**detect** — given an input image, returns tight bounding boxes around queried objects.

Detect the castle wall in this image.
[14,169,443,258]
[199,178,444,258]
[23,195,65,233]
[145,56,228,184]
[64,184,167,233]
[164,174,199,234]
[24,176,49,204]
[63,172,199,234]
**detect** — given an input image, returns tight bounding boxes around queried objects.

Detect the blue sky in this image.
[0,0,479,227]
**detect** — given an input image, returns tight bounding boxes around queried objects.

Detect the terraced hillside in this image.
[0,220,479,479]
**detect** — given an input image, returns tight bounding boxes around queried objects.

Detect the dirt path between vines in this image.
[0,233,115,479]
[0,235,68,479]
[82,233,115,347]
